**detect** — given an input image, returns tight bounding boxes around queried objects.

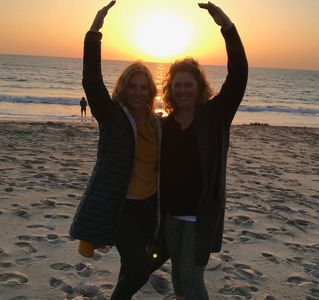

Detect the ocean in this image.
[0,54,318,127]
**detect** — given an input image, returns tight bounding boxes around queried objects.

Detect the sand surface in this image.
[0,121,318,300]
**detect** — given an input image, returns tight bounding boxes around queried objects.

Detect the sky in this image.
[0,0,319,70]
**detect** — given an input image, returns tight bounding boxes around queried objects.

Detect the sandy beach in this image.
[0,120,318,300]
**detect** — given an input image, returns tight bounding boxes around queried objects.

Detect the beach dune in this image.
[0,121,318,299]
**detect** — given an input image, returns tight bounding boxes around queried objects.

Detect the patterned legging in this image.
[165,214,209,300]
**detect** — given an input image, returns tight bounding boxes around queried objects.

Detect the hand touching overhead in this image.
[90,0,116,32]
[198,2,233,30]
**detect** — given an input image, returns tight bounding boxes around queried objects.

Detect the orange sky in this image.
[1,0,319,70]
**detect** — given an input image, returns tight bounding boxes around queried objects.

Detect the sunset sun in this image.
[133,12,191,59]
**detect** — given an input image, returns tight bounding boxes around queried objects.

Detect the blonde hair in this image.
[162,57,214,113]
[112,62,157,111]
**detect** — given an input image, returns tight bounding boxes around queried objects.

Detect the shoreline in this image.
[0,118,318,130]
[0,120,318,299]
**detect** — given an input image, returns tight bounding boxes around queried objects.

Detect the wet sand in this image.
[0,121,318,299]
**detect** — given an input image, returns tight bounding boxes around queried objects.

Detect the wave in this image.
[0,110,79,120]
[0,76,28,81]
[1,94,318,116]
[239,105,319,116]
[0,94,80,106]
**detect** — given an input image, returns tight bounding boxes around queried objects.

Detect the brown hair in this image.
[162,57,214,113]
[112,62,157,111]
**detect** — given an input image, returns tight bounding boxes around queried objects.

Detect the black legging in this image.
[110,194,157,300]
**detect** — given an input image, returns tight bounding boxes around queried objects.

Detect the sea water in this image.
[0,54,318,127]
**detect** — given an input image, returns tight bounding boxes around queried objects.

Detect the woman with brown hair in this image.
[160,2,248,299]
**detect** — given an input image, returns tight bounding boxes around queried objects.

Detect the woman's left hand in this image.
[90,0,116,32]
[198,2,233,30]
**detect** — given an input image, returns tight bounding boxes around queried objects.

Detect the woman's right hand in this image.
[198,2,233,30]
[90,0,116,32]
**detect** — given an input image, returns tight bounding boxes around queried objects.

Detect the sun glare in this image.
[134,12,191,59]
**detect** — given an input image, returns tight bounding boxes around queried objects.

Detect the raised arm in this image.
[90,1,116,33]
[198,2,233,30]
[199,2,248,126]
[82,1,116,122]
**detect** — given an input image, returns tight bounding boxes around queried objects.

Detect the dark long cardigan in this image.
[162,25,248,265]
[69,31,162,246]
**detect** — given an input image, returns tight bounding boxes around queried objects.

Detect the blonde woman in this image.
[70,2,162,299]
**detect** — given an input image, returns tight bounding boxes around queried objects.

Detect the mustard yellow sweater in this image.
[78,117,159,257]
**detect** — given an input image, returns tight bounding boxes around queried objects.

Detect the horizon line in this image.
[0,52,318,72]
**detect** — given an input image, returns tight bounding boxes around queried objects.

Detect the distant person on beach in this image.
[80,96,87,118]
[160,2,248,299]
[69,1,162,299]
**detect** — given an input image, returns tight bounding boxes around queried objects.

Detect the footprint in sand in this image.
[75,262,95,277]
[66,193,77,198]
[286,218,312,231]
[206,257,222,271]
[15,255,47,266]
[57,202,77,208]
[4,187,14,192]
[27,224,55,231]
[235,264,264,284]
[309,286,319,299]
[49,277,106,298]
[303,262,319,279]
[287,275,309,285]
[50,263,74,272]
[15,242,37,254]
[286,274,319,298]
[11,203,30,218]
[0,272,28,286]
[44,214,70,219]
[266,227,281,236]
[51,261,95,278]
[286,256,303,265]
[12,208,29,218]
[219,284,258,299]
[284,242,307,252]
[261,294,277,300]
[230,215,254,226]
[240,230,273,241]
[266,213,287,222]
[91,253,103,262]
[223,236,235,243]
[262,252,280,264]
[223,263,264,284]
[220,251,233,263]
[21,162,33,169]
[78,261,112,278]
[0,248,8,258]
[47,234,59,240]
[240,236,250,242]
[100,283,114,290]
[49,235,69,245]
[0,262,14,268]
[18,234,46,242]
[31,199,56,209]
[8,296,29,300]
[149,270,172,296]
[18,233,65,245]
[95,269,112,277]
[49,277,64,288]
[305,243,319,253]
[72,284,102,298]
